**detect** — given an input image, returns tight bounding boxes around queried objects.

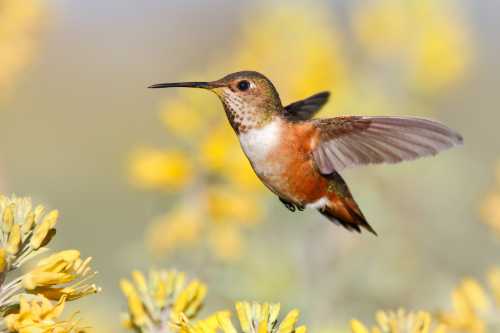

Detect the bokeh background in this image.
[0,0,499,331]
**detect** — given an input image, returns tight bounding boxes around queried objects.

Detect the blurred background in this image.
[0,0,499,331]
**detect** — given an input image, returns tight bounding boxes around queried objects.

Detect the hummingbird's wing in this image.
[283,91,330,121]
[312,116,463,174]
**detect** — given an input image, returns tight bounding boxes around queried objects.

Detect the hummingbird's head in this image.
[149,71,283,133]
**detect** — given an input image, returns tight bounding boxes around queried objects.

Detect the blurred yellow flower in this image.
[410,14,468,93]
[120,269,207,333]
[236,3,349,105]
[351,0,469,95]
[0,0,45,100]
[352,1,409,57]
[0,194,99,332]
[208,226,243,262]
[146,207,203,255]
[438,269,500,333]
[480,161,500,236]
[160,94,219,140]
[351,309,446,333]
[479,192,500,236]
[206,186,261,224]
[130,148,194,191]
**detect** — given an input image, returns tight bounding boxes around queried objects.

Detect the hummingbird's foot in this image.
[279,197,301,212]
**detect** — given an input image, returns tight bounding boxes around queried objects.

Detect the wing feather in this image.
[283,91,330,121]
[312,116,463,174]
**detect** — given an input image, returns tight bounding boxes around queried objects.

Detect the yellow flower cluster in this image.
[480,161,500,236]
[351,0,469,94]
[438,268,500,333]
[0,0,45,101]
[0,195,99,333]
[351,309,446,333]
[179,302,306,333]
[129,0,470,261]
[120,269,207,332]
[120,269,307,333]
[4,295,85,333]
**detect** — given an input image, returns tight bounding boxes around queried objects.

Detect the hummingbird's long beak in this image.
[148,81,223,89]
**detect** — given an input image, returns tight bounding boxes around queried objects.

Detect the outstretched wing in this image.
[283,91,330,121]
[312,116,463,174]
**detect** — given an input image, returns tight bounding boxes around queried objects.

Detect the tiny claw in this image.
[279,198,297,212]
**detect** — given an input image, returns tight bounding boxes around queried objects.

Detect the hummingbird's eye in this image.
[237,80,251,91]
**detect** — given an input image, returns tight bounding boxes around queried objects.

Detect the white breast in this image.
[239,120,281,166]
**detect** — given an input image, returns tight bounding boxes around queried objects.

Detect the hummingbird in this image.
[149,71,463,235]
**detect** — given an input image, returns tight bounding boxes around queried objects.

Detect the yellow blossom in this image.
[351,0,469,95]
[235,4,348,104]
[0,195,59,271]
[206,186,262,224]
[351,309,446,333]
[130,148,194,190]
[199,124,240,173]
[488,268,500,306]
[121,269,207,332]
[351,1,409,56]
[146,208,203,256]
[4,295,84,333]
[0,0,45,101]
[0,194,99,332]
[177,311,230,333]
[409,2,469,93]
[179,301,307,333]
[438,269,500,333]
[208,226,243,262]
[22,250,99,301]
[160,94,218,139]
[480,192,500,236]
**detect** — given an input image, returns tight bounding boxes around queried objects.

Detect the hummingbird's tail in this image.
[318,173,377,235]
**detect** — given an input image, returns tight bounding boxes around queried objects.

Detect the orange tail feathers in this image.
[318,173,377,235]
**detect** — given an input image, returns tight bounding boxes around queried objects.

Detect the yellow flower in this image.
[410,13,468,93]
[160,93,219,140]
[206,186,262,224]
[480,160,500,236]
[120,269,207,332]
[351,0,409,57]
[177,311,231,333]
[208,226,243,262]
[146,207,203,256]
[199,124,236,170]
[351,309,446,333]
[4,295,85,333]
[0,194,99,332]
[0,0,45,101]
[351,0,469,95]
[130,148,194,190]
[179,302,307,333]
[22,249,100,301]
[438,269,500,333]
[235,3,348,110]
[0,195,59,271]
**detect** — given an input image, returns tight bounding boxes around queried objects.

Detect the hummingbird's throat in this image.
[219,92,275,134]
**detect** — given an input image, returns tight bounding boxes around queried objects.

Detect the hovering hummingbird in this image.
[149,71,463,235]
